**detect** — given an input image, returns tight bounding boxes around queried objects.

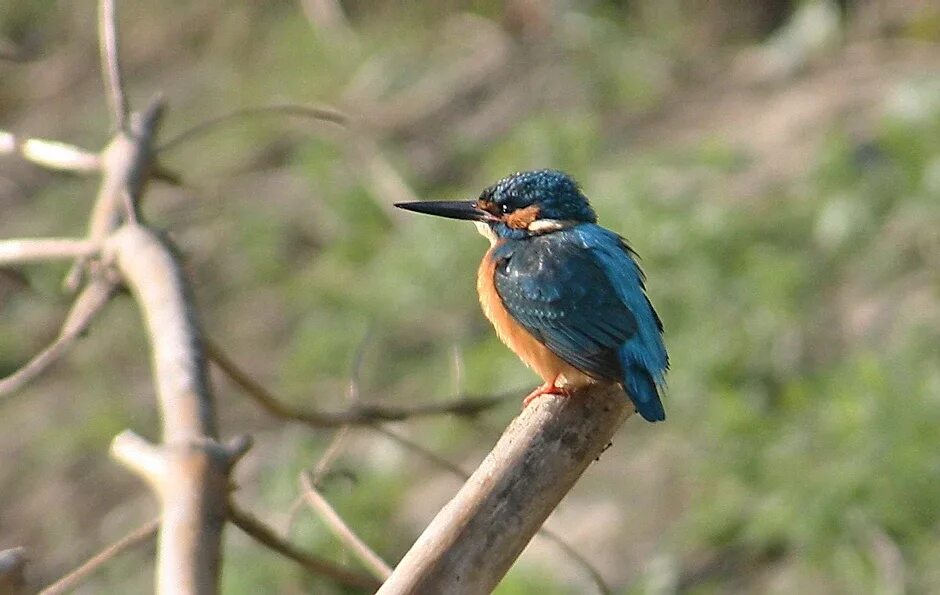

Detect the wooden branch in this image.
[0,547,27,595]
[39,518,159,595]
[105,223,249,595]
[0,131,100,172]
[106,225,216,438]
[300,471,393,581]
[65,96,165,291]
[206,338,504,426]
[0,276,117,398]
[376,384,632,595]
[0,238,99,266]
[371,425,612,594]
[227,504,380,591]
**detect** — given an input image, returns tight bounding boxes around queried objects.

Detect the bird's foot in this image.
[522,381,573,408]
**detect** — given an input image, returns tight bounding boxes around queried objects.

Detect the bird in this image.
[395,169,669,422]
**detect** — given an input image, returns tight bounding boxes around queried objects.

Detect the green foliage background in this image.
[2,1,940,593]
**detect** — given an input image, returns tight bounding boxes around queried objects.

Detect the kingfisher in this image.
[395,169,669,422]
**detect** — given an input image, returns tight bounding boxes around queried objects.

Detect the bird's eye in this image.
[500,204,510,214]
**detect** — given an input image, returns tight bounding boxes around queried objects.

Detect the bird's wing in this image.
[570,224,669,381]
[492,232,638,381]
[572,224,669,421]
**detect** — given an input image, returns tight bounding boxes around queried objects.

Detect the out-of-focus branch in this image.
[106,225,215,438]
[300,471,393,581]
[206,338,505,426]
[39,518,160,595]
[0,276,117,398]
[157,104,348,153]
[285,426,352,536]
[376,384,630,595]
[0,131,100,172]
[65,96,166,292]
[98,0,128,130]
[0,238,99,266]
[0,547,27,595]
[227,504,380,591]
[105,224,249,595]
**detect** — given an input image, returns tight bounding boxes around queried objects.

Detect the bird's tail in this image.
[624,363,665,422]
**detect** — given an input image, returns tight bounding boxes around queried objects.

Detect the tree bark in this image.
[377,383,632,595]
[106,225,249,595]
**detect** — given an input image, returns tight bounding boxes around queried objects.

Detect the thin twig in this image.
[284,426,352,537]
[98,0,128,130]
[205,338,505,426]
[227,503,379,591]
[372,425,613,595]
[158,105,348,153]
[0,277,117,398]
[286,329,369,535]
[300,471,393,581]
[0,238,99,266]
[39,518,160,595]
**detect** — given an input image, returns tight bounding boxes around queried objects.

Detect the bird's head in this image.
[395,169,597,242]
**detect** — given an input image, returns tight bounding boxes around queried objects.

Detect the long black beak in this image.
[394,200,493,222]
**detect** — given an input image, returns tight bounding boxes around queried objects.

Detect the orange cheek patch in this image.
[504,205,540,229]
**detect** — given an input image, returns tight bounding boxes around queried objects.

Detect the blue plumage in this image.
[492,224,668,421]
[395,169,669,422]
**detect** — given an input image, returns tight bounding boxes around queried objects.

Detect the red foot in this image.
[522,378,573,408]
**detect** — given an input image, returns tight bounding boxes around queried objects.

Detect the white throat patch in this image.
[474,221,499,245]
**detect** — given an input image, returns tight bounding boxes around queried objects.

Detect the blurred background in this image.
[2,0,940,593]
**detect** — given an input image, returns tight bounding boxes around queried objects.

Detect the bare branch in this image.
[371,425,611,594]
[157,104,348,153]
[66,95,166,292]
[39,518,160,595]
[0,238,99,266]
[110,431,169,490]
[105,224,248,595]
[285,426,351,536]
[300,471,393,581]
[0,131,101,172]
[227,504,380,591]
[106,225,216,439]
[0,547,27,595]
[206,338,504,426]
[98,0,128,130]
[375,385,630,595]
[0,276,116,398]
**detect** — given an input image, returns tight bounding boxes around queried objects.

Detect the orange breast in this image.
[477,244,592,388]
